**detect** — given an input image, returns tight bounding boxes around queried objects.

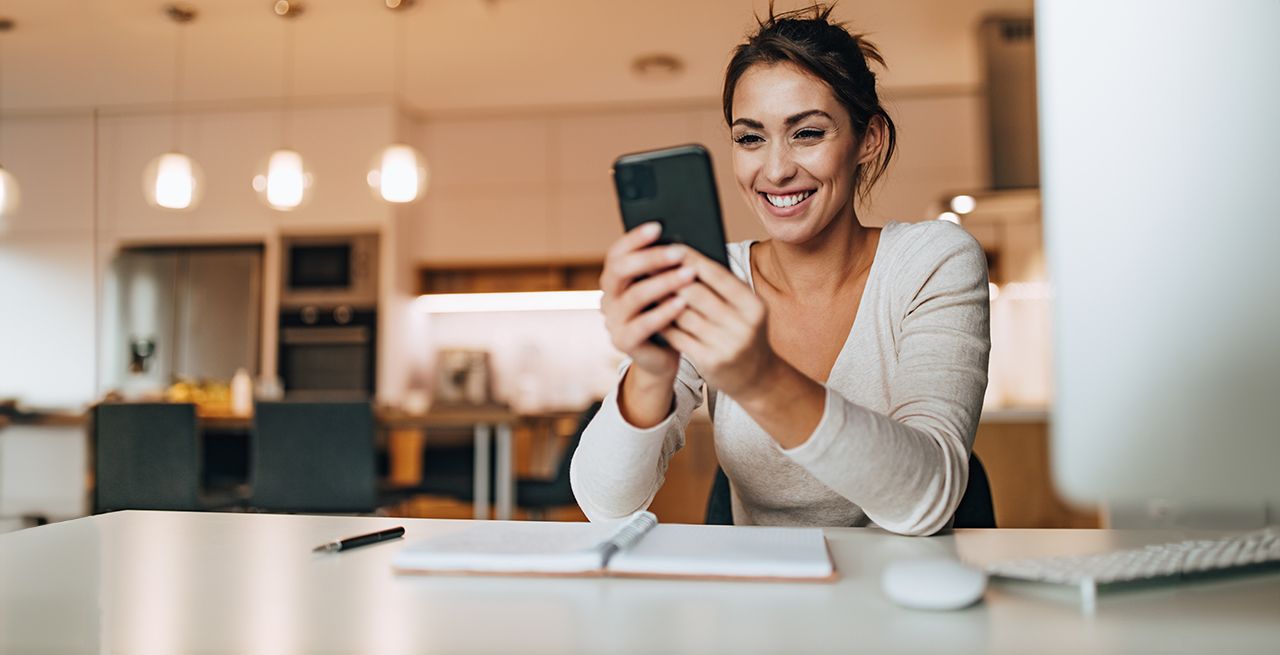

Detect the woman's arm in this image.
[569,357,705,521]
[786,237,989,535]
[668,228,990,535]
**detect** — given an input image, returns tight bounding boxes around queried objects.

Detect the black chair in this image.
[399,401,602,518]
[251,401,377,514]
[94,403,241,513]
[704,453,996,529]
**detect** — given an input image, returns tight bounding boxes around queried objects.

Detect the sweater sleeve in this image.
[570,355,705,521]
[782,227,991,536]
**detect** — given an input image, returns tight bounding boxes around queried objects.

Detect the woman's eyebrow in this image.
[731,110,832,130]
[784,109,832,126]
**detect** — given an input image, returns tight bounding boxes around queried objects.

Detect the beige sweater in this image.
[570,220,991,536]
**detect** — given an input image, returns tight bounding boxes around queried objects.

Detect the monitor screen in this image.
[1039,0,1280,507]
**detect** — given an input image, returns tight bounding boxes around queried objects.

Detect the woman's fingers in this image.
[615,265,696,320]
[678,246,761,316]
[676,282,735,330]
[600,225,680,295]
[616,294,687,352]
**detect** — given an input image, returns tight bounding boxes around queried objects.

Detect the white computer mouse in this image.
[881,558,987,610]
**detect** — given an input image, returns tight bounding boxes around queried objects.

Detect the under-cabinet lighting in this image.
[416,290,603,313]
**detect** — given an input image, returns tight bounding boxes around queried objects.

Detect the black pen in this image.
[313,526,406,553]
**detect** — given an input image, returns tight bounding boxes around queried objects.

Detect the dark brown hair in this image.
[723,2,897,202]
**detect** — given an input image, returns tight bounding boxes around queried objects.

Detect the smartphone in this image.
[612,144,731,269]
[612,144,731,347]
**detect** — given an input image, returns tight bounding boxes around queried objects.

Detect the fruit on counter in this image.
[166,378,232,411]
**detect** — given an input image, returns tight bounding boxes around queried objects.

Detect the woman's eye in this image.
[733,133,764,145]
[795,129,825,140]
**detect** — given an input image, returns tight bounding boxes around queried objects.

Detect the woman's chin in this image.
[756,214,826,246]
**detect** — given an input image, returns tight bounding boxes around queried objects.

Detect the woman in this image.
[570,4,989,536]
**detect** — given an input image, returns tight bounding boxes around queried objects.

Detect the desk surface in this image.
[1,512,1277,654]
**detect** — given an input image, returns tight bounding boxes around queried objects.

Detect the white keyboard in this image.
[986,526,1280,588]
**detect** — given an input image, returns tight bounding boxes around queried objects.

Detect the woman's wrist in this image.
[618,364,676,429]
[731,356,827,449]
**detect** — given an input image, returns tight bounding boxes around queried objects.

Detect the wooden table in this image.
[198,404,522,520]
[4,511,1278,654]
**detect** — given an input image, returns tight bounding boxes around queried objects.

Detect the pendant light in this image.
[142,4,205,211]
[252,0,313,211]
[367,0,428,205]
[0,17,20,221]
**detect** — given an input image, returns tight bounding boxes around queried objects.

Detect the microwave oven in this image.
[280,234,379,308]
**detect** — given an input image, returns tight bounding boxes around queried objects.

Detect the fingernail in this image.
[678,266,695,279]
[666,246,684,261]
[642,222,662,236]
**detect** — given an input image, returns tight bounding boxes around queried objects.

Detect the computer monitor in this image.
[1038,0,1280,510]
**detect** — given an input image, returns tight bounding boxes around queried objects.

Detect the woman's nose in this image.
[763,144,797,185]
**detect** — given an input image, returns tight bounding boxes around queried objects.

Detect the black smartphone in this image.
[612,144,731,269]
[612,144,731,347]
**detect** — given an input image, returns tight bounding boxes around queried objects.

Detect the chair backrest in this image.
[704,453,997,528]
[551,401,602,484]
[94,403,201,513]
[251,401,376,513]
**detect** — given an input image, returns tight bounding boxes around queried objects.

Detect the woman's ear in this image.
[855,115,886,166]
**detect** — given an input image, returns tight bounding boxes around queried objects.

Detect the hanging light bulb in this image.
[0,18,19,221]
[143,4,203,212]
[367,143,428,204]
[0,166,19,221]
[143,151,205,211]
[253,149,312,211]
[369,0,428,205]
[255,2,312,211]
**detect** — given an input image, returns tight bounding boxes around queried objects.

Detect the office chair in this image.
[704,453,996,529]
[94,402,242,513]
[250,401,378,514]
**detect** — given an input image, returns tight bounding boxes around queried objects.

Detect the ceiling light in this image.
[950,194,977,214]
[368,144,428,204]
[369,0,428,205]
[143,4,203,212]
[254,1,313,211]
[632,53,684,80]
[0,18,20,221]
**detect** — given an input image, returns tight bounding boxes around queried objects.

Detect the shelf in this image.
[418,261,604,295]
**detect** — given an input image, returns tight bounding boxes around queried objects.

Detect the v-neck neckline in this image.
[742,227,888,385]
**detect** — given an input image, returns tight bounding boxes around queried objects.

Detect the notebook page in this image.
[604,524,833,580]
[393,520,624,574]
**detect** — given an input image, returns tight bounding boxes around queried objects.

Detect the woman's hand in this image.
[660,246,779,402]
[599,222,697,381]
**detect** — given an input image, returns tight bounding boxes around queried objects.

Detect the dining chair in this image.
[94,402,241,513]
[250,401,378,514]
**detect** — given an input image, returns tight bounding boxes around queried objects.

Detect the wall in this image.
[409,89,987,263]
[0,115,97,408]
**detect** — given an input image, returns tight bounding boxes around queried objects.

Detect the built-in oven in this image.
[278,306,377,399]
[280,234,379,308]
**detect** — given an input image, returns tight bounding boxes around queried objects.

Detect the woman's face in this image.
[729,62,875,245]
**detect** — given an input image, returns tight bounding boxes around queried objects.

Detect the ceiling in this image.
[0,0,1031,115]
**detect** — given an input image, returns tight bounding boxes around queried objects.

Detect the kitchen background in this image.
[0,0,1063,530]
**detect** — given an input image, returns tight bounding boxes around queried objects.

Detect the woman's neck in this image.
[756,208,880,300]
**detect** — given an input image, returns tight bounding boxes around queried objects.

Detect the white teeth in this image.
[764,191,813,208]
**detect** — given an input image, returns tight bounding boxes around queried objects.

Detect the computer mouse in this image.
[880,558,987,610]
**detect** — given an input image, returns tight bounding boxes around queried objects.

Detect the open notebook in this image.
[392,512,836,582]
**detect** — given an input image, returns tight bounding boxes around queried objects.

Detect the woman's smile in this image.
[758,188,817,217]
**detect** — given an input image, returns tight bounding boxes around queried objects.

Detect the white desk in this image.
[1,512,1277,654]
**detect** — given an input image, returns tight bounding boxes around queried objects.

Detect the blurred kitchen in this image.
[0,0,1076,532]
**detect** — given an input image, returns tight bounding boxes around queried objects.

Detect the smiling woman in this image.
[571,3,991,536]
